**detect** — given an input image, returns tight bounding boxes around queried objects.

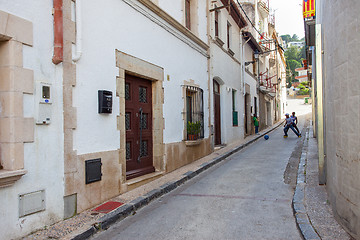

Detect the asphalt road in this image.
[91,114,308,239]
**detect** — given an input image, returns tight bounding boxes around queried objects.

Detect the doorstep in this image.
[126,171,164,192]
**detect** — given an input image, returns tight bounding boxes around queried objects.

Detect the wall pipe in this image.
[52,0,63,64]
[72,0,82,62]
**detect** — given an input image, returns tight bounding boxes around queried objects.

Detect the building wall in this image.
[67,0,210,213]
[319,1,360,239]
[0,1,65,239]
[208,0,245,145]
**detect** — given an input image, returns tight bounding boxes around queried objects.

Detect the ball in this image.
[264,135,269,140]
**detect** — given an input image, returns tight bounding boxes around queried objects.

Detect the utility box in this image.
[36,83,52,125]
[19,190,46,217]
[98,90,112,114]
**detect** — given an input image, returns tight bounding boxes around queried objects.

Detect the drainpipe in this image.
[52,0,63,64]
[72,0,82,62]
[242,37,251,96]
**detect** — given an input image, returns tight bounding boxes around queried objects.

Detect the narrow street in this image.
[91,101,309,240]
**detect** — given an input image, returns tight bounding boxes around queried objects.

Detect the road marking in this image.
[176,193,290,203]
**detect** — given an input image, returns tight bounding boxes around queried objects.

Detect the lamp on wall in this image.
[254,49,260,60]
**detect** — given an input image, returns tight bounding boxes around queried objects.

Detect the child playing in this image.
[284,113,301,138]
[290,112,301,136]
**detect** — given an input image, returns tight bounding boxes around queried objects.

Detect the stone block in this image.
[116,76,125,98]
[63,40,73,63]
[0,117,23,143]
[0,40,23,67]
[64,150,77,174]
[0,91,23,117]
[64,107,77,130]
[63,19,76,44]
[63,0,73,20]
[63,62,76,86]
[0,142,24,170]
[0,10,8,35]
[5,14,33,46]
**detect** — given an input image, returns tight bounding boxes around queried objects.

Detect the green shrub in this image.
[187,121,201,135]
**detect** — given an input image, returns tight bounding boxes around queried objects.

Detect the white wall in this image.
[73,0,209,154]
[158,0,208,43]
[0,1,65,239]
[243,43,259,116]
[210,43,244,144]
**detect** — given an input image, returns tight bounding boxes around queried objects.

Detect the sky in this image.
[269,0,305,38]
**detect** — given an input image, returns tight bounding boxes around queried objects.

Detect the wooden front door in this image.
[125,75,154,180]
[213,80,221,145]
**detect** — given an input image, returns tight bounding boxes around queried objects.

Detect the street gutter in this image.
[292,124,320,240]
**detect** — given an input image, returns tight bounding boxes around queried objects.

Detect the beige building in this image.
[305,1,360,239]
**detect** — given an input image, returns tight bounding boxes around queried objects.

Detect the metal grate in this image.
[184,85,204,140]
[140,113,148,129]
[85,158,102,184]
[125,113,131,130]
[126,142,131,159]
[125,83,130,100]
[140,140,148,157]
[139,87,147,103]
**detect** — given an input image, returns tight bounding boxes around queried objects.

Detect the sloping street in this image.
[91,100,309,240]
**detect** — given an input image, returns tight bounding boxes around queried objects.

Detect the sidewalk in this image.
[24,122,283,240]
[293,122,353,240]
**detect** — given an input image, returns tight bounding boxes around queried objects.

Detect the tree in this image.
[280,34,291,43]
[291,34,299,41]
[299,45,306,60]
[285,46,301,62]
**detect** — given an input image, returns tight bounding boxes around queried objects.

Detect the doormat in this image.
[92,201,124,214]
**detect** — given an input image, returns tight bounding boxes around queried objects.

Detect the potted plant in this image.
[187,121,201,140]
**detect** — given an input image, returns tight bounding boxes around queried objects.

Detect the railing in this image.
[259,72,276,93]
[258,0,269,11]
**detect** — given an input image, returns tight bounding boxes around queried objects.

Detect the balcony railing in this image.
[259,72,276,94]
[258,0,269,12]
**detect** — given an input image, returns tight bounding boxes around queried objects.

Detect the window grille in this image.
[183,85,204,140]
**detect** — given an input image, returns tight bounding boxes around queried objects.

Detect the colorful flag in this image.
[303,0,315,18]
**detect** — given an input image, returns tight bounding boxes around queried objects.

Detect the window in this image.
[215,8,219,37]
[184,85,204,140]
[185,0,191,30]
[232,89,238,126]
[227,22,231,49]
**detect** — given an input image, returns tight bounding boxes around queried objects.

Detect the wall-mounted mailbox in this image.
[85,158,102,184]
[98,90,112,114]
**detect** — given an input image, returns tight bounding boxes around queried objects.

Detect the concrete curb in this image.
[70,121,283,240]
[292,128,320,240]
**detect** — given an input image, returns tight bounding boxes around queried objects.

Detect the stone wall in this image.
[321,1,360,239]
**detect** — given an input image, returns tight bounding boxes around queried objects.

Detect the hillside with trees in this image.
[281,34,306,88]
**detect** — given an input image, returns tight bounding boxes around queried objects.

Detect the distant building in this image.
[295,67,308,82]
[287,41,304,48]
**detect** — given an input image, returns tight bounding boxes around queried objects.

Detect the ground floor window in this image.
[184,85,204,140]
